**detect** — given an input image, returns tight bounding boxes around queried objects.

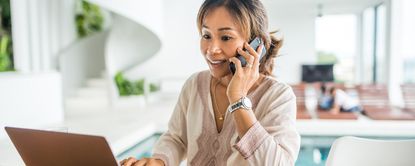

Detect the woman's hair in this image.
[197,0,282,76]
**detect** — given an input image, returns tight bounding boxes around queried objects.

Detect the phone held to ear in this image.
[229,37,267,74]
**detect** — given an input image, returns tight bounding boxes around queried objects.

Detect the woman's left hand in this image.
[227,42,263,103]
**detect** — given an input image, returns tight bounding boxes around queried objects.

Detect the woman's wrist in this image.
[228,95,244,103]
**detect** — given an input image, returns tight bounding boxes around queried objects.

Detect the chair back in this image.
[326,136,415,166]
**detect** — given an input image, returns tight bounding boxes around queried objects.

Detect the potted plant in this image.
[145,79,161,104]
[114,72,146,109]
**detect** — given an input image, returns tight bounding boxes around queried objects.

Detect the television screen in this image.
[301,64,334,82]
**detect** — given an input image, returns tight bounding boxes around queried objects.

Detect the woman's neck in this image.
[216,75,232,87]
[213,74,266,92]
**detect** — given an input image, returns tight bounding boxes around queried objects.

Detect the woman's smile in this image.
[207,58,228,69]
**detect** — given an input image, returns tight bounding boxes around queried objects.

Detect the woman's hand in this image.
[227,42,263,103]
[119,157,165,166]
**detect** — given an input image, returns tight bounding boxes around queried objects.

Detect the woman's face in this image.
[200,6,246,79]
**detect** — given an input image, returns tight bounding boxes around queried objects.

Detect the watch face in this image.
[242,97,252,108]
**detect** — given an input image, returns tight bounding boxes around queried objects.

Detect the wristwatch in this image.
[227,97,252,113]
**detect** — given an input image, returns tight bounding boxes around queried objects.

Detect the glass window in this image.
[316,14,357,83]
[375,4,386,83]
[402,0,415,83]
[360,4,386,84]
[362,8,375,83]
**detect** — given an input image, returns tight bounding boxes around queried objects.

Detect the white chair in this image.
[326,136,415,166]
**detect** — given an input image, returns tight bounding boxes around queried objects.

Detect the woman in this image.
[121,0,300,165]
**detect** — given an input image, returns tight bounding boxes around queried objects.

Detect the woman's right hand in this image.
[119,157,165,166]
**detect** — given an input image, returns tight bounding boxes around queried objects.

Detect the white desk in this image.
[0,99,175,166]
[1,99,415,165]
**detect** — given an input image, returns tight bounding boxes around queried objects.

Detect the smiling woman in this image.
[120,0,300,165]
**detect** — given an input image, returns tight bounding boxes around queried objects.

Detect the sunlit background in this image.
[0,0,414,165]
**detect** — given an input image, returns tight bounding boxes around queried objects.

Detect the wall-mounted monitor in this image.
[301,64,334,83]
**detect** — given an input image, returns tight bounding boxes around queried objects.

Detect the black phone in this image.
[229,37,266,74]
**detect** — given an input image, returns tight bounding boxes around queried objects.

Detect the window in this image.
[316,14,357,83]
[361,4,386,84]
[361,7,375,83]
[375,4,386,83]
[402,0,415,83]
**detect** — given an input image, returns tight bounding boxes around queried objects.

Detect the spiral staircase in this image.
[64,0,164,114]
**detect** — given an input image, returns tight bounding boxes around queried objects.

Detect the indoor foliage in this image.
[75,0,104,38]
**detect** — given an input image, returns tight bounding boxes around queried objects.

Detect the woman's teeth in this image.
[211,60,226,64]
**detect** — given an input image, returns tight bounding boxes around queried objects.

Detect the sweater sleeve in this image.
[152,75,195,166]
[233,84,300,166]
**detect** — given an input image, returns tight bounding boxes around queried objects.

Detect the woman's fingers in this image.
[237,46,254,67]
[133,159,148,166]
[246,42,262,70]
[147,159,161,166]
[120,157,164,166]
[120,159,127,165]
[244,42,260,66]
[122,157,137,166]
[120,157,135,165]
[253,44,263,67]
[229,57,243,74]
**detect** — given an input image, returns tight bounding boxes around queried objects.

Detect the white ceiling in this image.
[263,0,385,14]
[264,0,384,6]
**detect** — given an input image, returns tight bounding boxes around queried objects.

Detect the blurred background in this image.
[0,0,414,165]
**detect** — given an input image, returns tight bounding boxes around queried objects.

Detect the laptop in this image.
[5,126,119,166]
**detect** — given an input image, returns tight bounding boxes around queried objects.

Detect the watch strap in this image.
[227,97,251,113]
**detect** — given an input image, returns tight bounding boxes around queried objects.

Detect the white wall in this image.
[387,0,404,106]
[59,0,79,59]
[157,0,207,79]
[59,31,108,97]
[0,72,64,139]
[144,1,317,84]
[11,0,77,72]
[122,0,207,92]
[1,0,78,136]
[267,8,317,84]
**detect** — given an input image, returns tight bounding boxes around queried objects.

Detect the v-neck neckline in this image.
[207,75,269,134]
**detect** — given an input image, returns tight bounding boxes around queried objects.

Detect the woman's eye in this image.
[221,36,232,41]
[202,34,211,39]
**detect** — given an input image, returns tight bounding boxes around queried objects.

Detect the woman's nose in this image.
[207,42,222,55]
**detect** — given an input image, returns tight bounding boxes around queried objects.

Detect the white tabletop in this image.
[1,99,415,165]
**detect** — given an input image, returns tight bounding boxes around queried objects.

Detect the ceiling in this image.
[263,0,385,15]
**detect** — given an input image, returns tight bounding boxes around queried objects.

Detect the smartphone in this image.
[229,37,267,74]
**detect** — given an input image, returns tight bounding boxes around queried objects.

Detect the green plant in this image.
[0,0,13,72]
[76,0,104,38]
[114,72,145,96]
[0,0,11,32]
[0,34,12,72]
[149,83,160,92]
